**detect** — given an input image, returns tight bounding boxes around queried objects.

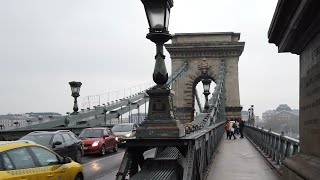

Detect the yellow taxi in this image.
[0,140,84,180]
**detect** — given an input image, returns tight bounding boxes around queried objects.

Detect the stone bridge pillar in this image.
[165,32,245,123]
[269,0,320,179]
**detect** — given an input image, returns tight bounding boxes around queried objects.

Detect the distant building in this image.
[261,104,299,139]
[0,112,62,129]
[262,104,299,121]
[241,111,249,121]
[241,111,260,123]
[0,114,27,128]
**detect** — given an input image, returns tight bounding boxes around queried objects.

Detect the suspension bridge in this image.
[1,0,320,179]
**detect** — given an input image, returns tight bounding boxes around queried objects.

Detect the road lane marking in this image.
[83,152,125,166]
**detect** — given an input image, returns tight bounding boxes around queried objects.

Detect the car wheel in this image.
[75,149,82,163]
[113,143,118,152]
[75,173,83,180]
[101,145,106,156]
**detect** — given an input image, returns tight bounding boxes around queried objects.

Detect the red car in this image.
[79,127,118,156]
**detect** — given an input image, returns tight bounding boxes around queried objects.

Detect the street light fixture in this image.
[250,105,254,125]
[137,0,185,138]
[202,79,211,112]
[142,0,172,32]
[141,0,173,85]
[247,105,254,125]
[69,81,82,115]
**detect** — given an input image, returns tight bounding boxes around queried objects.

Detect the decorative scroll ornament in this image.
[198,58,212,76]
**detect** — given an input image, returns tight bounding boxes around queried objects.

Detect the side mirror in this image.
[54,141,62,146]
[63,156,72,164]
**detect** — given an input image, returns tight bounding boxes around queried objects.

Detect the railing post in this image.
[275,135,280,164]
[280,132,286,164]
[268,129,272,157]
[285,141,292,159]
[292,143,299,155]
[271,135,276,161]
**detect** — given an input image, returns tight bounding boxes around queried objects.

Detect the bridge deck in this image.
[207,135,280,180]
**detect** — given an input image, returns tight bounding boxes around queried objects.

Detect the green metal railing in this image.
[245,125,299,174]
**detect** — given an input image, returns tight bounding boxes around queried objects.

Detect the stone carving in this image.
[198,58,212,76]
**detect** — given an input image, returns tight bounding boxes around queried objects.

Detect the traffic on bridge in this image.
[0,0,318,180]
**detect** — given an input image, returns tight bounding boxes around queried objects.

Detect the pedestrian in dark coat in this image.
[239,120,245,138]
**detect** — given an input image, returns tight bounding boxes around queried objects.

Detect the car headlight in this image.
[92,141,99,147]
[115,137,118,141]
[125,133,131,138]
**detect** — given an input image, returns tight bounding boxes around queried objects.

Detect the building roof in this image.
[276,104,292,111]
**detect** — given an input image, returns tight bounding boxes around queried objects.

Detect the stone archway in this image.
[165,32,245,123]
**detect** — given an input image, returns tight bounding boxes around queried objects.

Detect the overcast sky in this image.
[0,0,299,117]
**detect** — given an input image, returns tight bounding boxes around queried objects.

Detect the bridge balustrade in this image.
[244,125,299,173]
[116,121,225,180]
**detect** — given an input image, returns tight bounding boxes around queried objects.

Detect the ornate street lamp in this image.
[202,79,211,112]
[247,105,254,125]
[137,0,185,138]
[141,0,173,85]
[69,81,82,115]
[250,105,255,125]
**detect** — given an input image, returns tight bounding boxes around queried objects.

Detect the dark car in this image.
[79,127,117,156]
[20,130,84,163]
[111,123,138,145]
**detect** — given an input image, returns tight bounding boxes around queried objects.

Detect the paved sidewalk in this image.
[207,135,280,180]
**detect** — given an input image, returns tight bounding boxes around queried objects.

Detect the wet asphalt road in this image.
[81,147,155,180]
[82,148,125,180]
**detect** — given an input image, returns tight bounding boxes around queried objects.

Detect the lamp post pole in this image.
[69,81,82,115]
[250,105,254,125]
[247,105,254,125]
[136,0,185,138]
[103,105,107,125]
[248,108,251,124]
[128,101,131,123]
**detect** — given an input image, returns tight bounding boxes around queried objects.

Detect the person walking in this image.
[225,120,231,139]
[239,119,245,138]
[235,119,240,135]
[229,120,236,140]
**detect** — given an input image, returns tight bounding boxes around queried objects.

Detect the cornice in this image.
[165,43,245,58]
[268,0,320,54]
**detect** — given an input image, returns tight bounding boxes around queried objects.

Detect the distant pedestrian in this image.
[229,120,236,140]
[239,119,245,138]
[225,121,231,139]
[235,119,240,135]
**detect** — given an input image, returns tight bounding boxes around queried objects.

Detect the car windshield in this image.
[79,129,103,138]
[112,125,132,132]
[20,134,53,146]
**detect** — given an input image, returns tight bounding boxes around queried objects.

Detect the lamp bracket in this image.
[147,31,172,44]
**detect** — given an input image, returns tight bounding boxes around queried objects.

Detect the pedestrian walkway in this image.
[207,135,280,180]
